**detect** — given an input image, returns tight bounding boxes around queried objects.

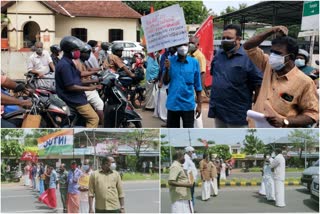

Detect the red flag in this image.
[150,5,154,13]
[194,16,214,87]
[20,151,37,162]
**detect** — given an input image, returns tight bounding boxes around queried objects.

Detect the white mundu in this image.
[263,161,275,201]
[210,178,218,196]
[269,154,286,207]
[202,180,211,200]
[171,200,194,213]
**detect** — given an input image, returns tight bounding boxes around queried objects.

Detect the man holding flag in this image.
[38,165,57,210]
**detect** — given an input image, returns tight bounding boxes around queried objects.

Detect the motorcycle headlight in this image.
[312,174,319,180]
[62,106,67,112]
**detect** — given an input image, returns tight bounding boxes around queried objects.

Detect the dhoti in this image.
[202,180,211,200]
[274,179,286,207]
[259,179,266,195]
[39,188,57,208]
[67,193,80,213]
[153,85,167,121]
[145,81,156,109]
[210,178,218,196]
[264,176,275,201]
[171,200,193,213]
[24,174,30,186]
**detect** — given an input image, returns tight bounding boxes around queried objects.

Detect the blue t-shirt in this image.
[67,168,82,194]
[146,56,160,81]
[49,170,57,189]
[166,55,202,111]
[208,46,263,125]
[55,56,88,106]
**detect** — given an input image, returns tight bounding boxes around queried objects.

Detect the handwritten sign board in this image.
[141,4,189,53]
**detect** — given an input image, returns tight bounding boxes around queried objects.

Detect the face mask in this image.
[221,39,237,53]
[295,59,305,67]
[192,153,197,159]
[177,45,188,56]
[82,165,89,172]
[72,50,81,59]
[36,48,43,55]
[110,163,117,170]
[94,47,99,53]
[188,43,197,53]
[269,53,291,71]
[71,164,77,170]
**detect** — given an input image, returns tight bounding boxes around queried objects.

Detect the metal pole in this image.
[169,129,172,165]
[188,129,191,146]
[304,139,307,168]
[93,129,97,170]
[309,29,315,66]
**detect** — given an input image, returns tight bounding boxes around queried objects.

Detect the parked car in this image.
[108,41,144,58]
[301,159,319,191]
[310,177,319,203]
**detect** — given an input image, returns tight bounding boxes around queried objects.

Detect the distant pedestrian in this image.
[67,161,82,213]
[220,160,226,180]
[145,51,160,110]
[183,146,197,207]
[214,160,221,189]
[209,157,218,197]
[149,161,153,174]
[142,161,147,173]
[199,153,211,201]
[39,165,57,209]
[24,162,31,186]
[39,163,45,195]
[168,150,193,213]
[57,163,68,213]
[31,163,37,190]
[263,156,275,201]
[79,159,92,213]
[44,165,51,191]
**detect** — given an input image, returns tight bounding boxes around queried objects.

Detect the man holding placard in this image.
[163,43,202,128]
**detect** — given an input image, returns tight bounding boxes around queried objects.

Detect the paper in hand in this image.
[247,110,275,128]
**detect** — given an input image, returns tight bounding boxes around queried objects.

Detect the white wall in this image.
[55,15,139,43]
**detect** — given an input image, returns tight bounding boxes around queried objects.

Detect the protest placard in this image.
[141,4,189,53]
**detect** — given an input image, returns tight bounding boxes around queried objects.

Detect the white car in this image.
[311,177,319,203]
[109,41,144,58]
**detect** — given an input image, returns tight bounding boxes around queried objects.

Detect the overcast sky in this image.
[161,128,300,147]
[203,0,260,15]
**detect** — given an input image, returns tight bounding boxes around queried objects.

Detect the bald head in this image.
[35,41,43,48]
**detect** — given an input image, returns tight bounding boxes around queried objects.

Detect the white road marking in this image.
[125,188,159,192]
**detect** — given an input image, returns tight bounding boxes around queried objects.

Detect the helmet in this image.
[60,36,85,53]
[111,43,124,54]
[101,42,110,51]
[80,44,92,53]
[50,44,61,54]
[298,49,309,61]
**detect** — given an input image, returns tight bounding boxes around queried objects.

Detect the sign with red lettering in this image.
[194,16,214,87]
[141,4,189,53]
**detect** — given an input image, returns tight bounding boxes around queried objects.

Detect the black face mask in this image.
[221,39,237,53]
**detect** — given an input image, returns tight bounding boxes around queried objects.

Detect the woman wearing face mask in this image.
[295,49,317,75]
[163,43,202,128]
[55,36,100,128]
[243,26,319,128]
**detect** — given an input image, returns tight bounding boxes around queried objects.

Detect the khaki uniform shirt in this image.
[168,161,191,203]
[209,161,217,178]
[89,170,124,210]
[199,160,211,181]
[246,47,319,125]
[192,49,206,73]
[104,54,125,72]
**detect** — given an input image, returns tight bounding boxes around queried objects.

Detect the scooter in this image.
[4,167,22,182]
[99,70,142,128]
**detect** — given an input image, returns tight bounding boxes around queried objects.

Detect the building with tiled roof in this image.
[1,0,142,50]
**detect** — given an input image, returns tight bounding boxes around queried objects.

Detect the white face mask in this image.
[177,45,189,56]
[294,59,305,67]
[110,163,117,170]
[192,153,197,160]
[94,47,99,52]
[269,53,290,71]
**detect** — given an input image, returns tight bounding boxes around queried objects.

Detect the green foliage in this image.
[119,129,159,170]
[127,1,211,24]
[1,140,24,158]
[287,157,305,168]
[243,129,265,155]
[288,129,318,159]
[161,141,175,163]
[1,129,23,141]
[122,172,159,181]
[126,155,138,171]
[207,145,231,160]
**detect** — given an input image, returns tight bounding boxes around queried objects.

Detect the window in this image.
[125,43,136,48]
[71,28,87,42]
[232,149,238,154]
[136,30,140,43]
[109,29,123,42]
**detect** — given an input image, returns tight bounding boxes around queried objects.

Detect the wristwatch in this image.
[283,118,290,127]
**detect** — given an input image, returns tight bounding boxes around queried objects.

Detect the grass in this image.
[122,172,159,181]
[245,167,304,173]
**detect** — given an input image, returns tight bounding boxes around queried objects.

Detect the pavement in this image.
[161,186,319,213]
[137,103,213,128]
[1,180,159,213]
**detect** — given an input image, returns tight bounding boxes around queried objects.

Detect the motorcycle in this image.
[4,167,22,183]
[99,70,142,128]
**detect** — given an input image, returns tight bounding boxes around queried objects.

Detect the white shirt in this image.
[85,52,100,69]
[269,154,286,181]
[183,154,198,181]
[27,50,52,75]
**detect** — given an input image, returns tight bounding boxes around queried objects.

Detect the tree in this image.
[239,3,248,10]
[123,1,154,15]
[243,129,265,166]
[119,129,159,171]
[1,140,24,158]
[207,145,231,160]
[288,129,318,160]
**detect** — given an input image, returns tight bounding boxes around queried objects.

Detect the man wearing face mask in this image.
[86,40,100,69]
[50,44,61,67]
[145,51,160,110]
[209,24,263,128]
[295,49,317,75]
[74,44,104,126]
[55,36,99,128]
[169,150,194,213]
[89,157,125,213]
[163,43,202,128]
[243,26,319,127]
[104,44,135,78]
[27,41,56,90]
[183,146,198,208]
[57,163,68,213]
[67,161,83,213]
[79,159,93,213]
